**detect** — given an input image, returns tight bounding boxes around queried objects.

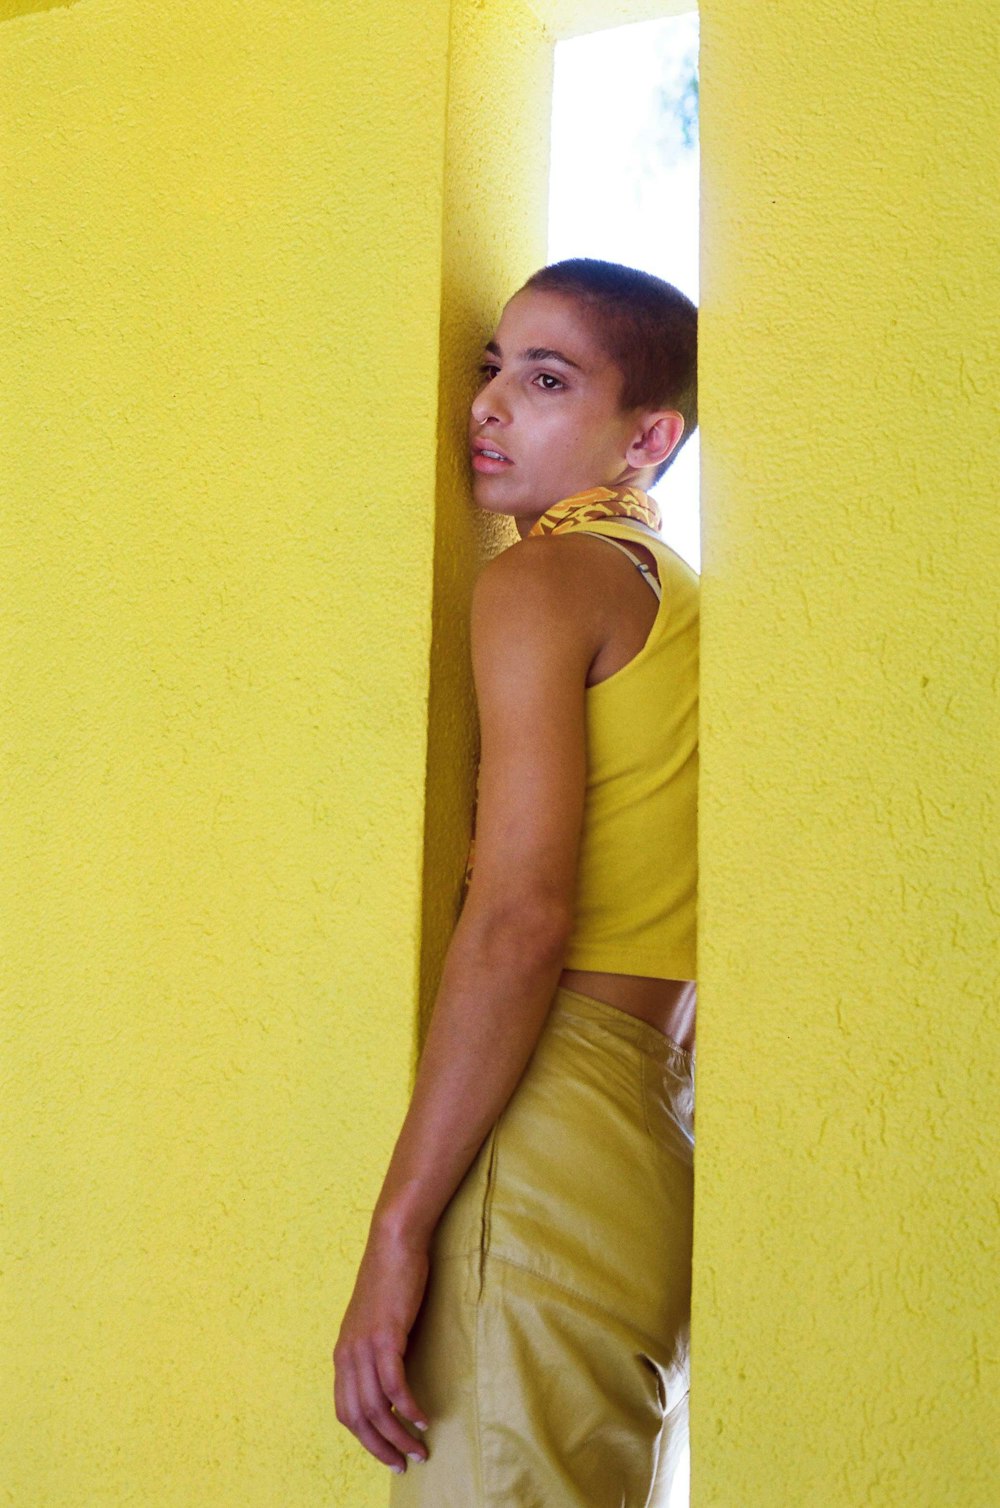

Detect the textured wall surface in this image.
[1,2,449,1503]
[418,0,552,1032]
[526,0,690,41]
[693,1,1000,1503]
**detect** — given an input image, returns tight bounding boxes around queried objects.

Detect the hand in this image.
[333,1227,432,1475]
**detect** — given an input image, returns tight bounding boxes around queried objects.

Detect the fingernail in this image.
[390,1464,404,1474]
[415,1420,429,1431]
[407,1451,424,1463]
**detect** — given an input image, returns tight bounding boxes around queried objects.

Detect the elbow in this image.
[459,894,574,969]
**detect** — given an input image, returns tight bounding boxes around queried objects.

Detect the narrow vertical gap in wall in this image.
[548,10,700,573]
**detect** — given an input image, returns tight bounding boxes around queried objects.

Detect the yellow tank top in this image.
[560,519,699,981]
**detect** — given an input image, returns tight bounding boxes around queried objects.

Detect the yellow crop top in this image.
[560,519,699,981]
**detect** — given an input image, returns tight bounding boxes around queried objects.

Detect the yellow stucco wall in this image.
[3,1,997,1506]
[1,3,451,1503]
[693,2,999,1503]
[527,0,690,39]
[419,0,552,1029]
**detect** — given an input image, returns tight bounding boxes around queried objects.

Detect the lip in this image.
[471,439,513,473]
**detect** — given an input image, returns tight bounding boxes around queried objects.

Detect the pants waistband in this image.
[550,983,695,1072]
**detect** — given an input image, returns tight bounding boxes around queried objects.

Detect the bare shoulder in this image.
[473,532,583,592]
[472,536,600,663]
[472,533,609,625]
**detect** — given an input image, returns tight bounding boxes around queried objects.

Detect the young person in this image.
[334,258,699,1506]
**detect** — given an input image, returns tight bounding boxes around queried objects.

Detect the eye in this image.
[478,362,500,382]
[535,372,565,391]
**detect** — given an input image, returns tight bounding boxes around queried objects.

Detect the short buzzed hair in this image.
[520,258,698,484]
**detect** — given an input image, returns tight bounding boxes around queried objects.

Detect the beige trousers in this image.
[390,983,695,1507]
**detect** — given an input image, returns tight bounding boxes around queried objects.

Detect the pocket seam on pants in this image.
[640,1049,653,1137]
[477,1120,501,1299]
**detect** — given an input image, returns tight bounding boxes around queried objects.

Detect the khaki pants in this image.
[390,984,695,1507]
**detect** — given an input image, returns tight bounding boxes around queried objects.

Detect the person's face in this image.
[468,288,648,535]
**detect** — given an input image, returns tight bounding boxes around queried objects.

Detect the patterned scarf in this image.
[524,484,661,539]
[460,485,662,897]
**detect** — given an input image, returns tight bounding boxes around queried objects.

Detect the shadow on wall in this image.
[0,1,84,21]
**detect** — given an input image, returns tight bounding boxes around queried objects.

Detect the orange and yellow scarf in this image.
[524,484,661,539]
[460,485,661,896]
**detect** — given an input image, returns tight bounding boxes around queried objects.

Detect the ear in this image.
[625,410,685,471]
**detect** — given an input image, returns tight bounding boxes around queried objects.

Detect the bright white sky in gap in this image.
[548,12,701,572]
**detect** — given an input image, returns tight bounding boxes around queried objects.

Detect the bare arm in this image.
[333,538,596,1475]
[370,903,572,1248]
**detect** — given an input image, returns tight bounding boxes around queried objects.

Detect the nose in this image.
[470,372,510,428]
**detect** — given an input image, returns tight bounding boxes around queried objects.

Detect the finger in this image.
[358,1350,428,1465]
[375,1343,430,1435]
[335,1356,407,1473]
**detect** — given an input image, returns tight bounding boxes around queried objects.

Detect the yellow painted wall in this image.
[528,0,690,40]
[419,0,552,1029]
[0,3,451,1503]
[3,1,998,1506]
[693,2,1000,1502]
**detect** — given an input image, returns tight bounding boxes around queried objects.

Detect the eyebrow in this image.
[484,339,585,373]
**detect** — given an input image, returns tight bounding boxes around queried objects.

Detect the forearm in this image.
[368,902,568,1248]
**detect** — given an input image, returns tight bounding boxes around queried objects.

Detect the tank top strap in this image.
[575,527,663,600]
